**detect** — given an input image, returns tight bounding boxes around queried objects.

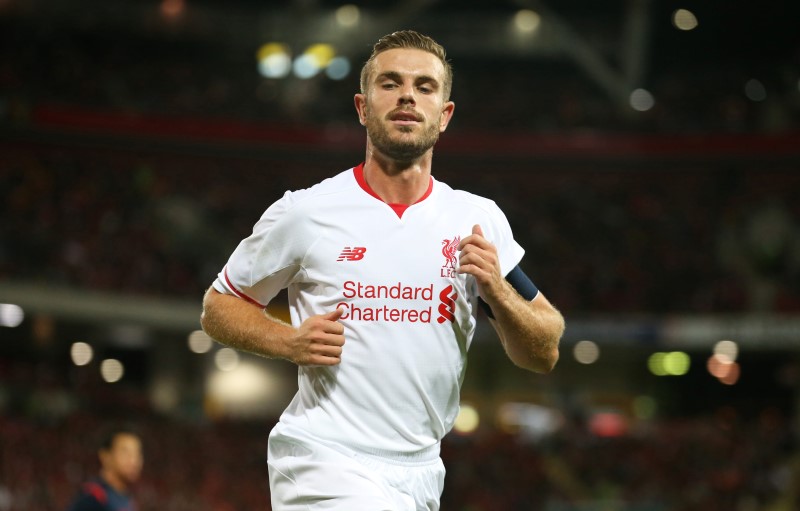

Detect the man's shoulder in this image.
[434,179,500,211]
[269,167,357,218]
[290,167,357,202]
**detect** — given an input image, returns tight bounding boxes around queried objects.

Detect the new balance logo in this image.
[337,247,367,262]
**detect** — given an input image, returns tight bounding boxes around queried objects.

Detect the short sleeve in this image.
[483,200,525,278]
[212,191,308,307]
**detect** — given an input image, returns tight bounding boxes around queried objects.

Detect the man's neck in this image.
[362,152,433,205]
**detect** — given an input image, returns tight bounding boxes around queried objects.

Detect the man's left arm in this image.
[458,224,564,373]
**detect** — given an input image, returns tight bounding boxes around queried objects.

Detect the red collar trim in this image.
[353,163,433,218]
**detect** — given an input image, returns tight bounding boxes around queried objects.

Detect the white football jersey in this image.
[213,164,524,455]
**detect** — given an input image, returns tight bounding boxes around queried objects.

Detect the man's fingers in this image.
[459,224,490,251]
[316,331,345,346]
[311,342,344,358]
[323,307,345,321]
[316,308,345,336]
[290,310,348,366]
[457,225,502,292]
[321,308,346,344]
[307,333,345,365]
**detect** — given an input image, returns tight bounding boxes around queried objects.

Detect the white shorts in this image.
[267,424,445,511]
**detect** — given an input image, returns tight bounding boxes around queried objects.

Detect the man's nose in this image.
[398,85,416,105]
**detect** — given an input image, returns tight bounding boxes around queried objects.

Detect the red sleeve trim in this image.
[224,267,267,309]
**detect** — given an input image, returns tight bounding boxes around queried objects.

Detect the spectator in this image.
[64,428,143,511]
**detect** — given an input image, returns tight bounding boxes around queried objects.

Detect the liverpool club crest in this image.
[440,236,460,277]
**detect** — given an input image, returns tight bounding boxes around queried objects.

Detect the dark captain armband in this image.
[478,265,539,319]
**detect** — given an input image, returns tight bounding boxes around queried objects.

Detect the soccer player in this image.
[201,30,565,510]
[65,428,143,511]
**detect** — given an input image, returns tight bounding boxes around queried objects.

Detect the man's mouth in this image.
[389,110,423,124]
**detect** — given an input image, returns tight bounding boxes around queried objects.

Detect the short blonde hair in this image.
[360,30,453,101]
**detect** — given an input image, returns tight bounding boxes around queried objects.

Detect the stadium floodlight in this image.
[257,43,292,79]
[0,303,24,328]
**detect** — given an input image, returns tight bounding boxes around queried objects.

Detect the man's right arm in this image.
[200,288,346,366]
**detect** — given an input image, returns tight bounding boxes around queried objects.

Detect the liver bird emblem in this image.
[441,236,460,269]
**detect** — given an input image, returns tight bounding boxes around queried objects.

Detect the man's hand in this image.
[457,224,507,303]
[287,308,346,366]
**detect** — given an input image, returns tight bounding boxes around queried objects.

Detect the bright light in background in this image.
[207,361,288,417]
[187,330,213,354]
[325,56,351,80]
[714,340,739,361]
[307,44,336,67]
[497,402,562,440]
[0,303,24,327]
[708,340,740,385]
[293,44,336,79]
[630,88,655,112]
[160,0,185,19]
[293,54,320,79]
[664,351,690,375]
[257,43,292,79]
[453,403,480,435]
[151,377,180,413]
[707,353,734,377]
[672,9,698,31]
[70,342,94,366]
[258,42,347,81]
[100,359,124,383]
[215,347,240,371]
[589,411,628,437]
[514,9,541,34]
[573,340,600,364]
[718,361,741,385]
[744,78,767,102]
[648,352,667,376]
[649,351,690,376]
[335,4,360,27]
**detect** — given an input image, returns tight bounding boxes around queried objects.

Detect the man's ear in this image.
[354,93,367,126]
[439,101,455,132]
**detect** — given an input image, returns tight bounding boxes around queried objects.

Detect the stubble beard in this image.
[365,110,442,163]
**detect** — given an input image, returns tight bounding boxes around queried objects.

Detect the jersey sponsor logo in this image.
[343,281,433,300]
[336,280,457,324]
[437,284,457,323]
[440,236,460,277]
[337,246,367,261]
[336,301,433,323]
